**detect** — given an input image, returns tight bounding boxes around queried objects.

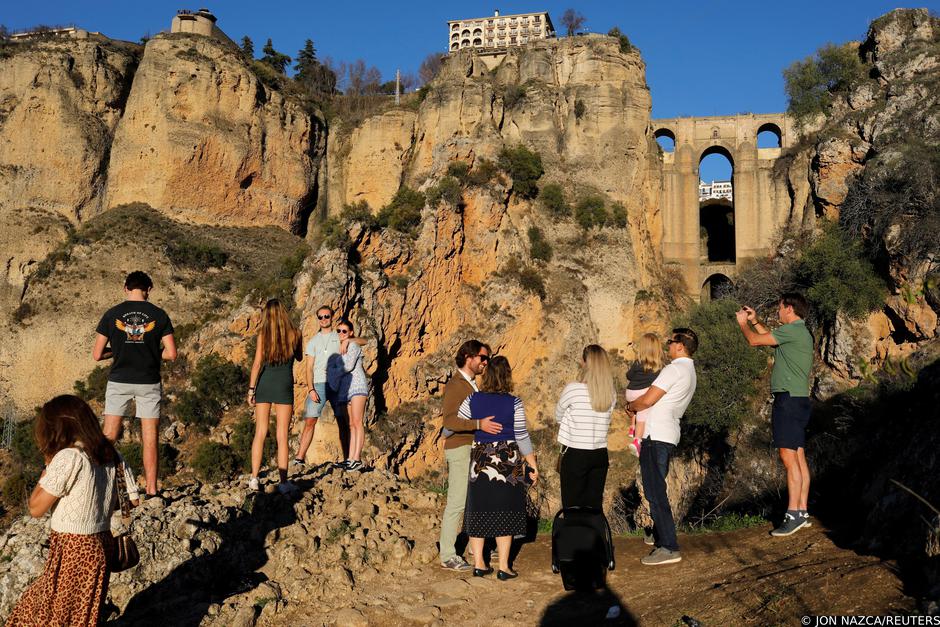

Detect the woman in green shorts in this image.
[248,299,302,495]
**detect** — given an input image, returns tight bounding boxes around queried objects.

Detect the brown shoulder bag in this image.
[111,461,140,572]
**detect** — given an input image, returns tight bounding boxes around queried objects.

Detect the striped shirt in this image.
[457,393,533,455]
[554,382,616,450]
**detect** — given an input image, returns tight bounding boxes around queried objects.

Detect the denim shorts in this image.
[771,391,811,450]
[304,382,329,418]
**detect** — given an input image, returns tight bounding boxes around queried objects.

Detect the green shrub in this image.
[501,258,546,300]
[173,390,223,433]
[319,215,351,250]
[540,183,570,216]
[117,441,179,479]
[608,27,634,53]
[503,84,526,109]
[166,239,229,270]
[784,43,866,123]
[340,200,376,228]
[467,158,498,186]
[610,203,628,228]
[190,354,248,410]
[498,145,544,199]
[377,186,426,235]
[446,161,471,184]
[528,227,553,263]
[2,473,32,509]
[791,222,886,324]
[73,365,110,402]
[574,99,586,120]
[231,414,270,471]
[240,243,310,304]
[191,441,239,483]
[673,299,768,445]
[11,420,42,469]
[426,176,463,207]
[575,195,608,230]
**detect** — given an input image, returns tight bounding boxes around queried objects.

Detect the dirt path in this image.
[291,523,914,626]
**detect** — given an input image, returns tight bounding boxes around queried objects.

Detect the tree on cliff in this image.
[240,36,254,60]
[294,39,337,98]
[418,53,442,86]
[783,43,865,123]
[260,38,291,74]
[560,9,586,36]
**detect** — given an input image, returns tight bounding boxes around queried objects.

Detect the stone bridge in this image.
[652,113,796,299]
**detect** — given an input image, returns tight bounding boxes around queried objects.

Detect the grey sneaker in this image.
[643,531,655,546]
[441,556,473,571]
[800,510,813,528]
[771,512,807,536]
[641,547,682,565]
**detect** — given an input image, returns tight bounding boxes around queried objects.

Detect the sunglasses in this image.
[317,314,332,320]
[666,339,679,345]
[338,329,350,335]
[477,354,490,362]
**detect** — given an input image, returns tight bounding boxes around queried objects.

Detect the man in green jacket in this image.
[736,293,814,537]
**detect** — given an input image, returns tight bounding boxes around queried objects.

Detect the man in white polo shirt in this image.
[626,327,698,566]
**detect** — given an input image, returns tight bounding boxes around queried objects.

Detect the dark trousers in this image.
[559,447,609,510]
[640,438,679,551]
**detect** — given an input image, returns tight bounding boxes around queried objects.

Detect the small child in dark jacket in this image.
[624,332,665,456]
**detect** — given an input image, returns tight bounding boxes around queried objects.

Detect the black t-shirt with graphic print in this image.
[95,301,174,384]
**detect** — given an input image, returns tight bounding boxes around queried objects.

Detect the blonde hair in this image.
[637,333,665,373]
[578,345,615,413]
[259,299,301,363]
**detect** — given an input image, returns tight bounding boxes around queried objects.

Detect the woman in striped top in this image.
[456,356,538,580]
[554,344,617,510]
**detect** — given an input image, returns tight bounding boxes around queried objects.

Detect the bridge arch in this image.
[701,273,735,301]
[757,122,782,148]
[699,199,735,263]
[654,128,676,152]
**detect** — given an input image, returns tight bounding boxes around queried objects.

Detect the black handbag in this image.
[110,461,140,572]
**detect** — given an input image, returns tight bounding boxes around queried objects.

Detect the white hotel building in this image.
[699,180,733,202]
[448,10,556,53]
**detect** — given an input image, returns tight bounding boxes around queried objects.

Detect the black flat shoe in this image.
[496,570,518,580]
[473,567,493,577]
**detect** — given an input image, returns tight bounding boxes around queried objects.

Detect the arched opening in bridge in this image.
[701,273,734,302]
[699,146,735,263]
[757,123,782,148]
[654,128,675,153]
[699,199,735,262]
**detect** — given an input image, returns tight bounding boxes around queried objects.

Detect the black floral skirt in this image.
[463,440,527,538]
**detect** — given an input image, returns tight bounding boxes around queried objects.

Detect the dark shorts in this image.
[771,392,811,450]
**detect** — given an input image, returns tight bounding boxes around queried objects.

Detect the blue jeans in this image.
[640,438,679,551]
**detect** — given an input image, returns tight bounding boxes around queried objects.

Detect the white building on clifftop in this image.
[447,9,555,53]
[171,8,234,45]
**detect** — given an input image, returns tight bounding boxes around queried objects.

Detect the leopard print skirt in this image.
[5,530,114,627]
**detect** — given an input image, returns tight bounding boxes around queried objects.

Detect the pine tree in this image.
[294,39,317,81]
[240,35,254,59]
[260,38,291,74]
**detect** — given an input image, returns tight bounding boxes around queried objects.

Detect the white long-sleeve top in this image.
[554,382,615,450]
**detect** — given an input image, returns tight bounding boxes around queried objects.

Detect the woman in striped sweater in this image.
[554,344,617,510]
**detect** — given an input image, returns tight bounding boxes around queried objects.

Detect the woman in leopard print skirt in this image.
[5,395,139,627]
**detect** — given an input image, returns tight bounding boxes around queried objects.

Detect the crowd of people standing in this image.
[4,267,816,624]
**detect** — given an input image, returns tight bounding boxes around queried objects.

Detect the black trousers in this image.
[559,447,609,510]
[640,438,679,551]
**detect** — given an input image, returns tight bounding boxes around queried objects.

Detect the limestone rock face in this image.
[0,39,139,222]
[105,34,324,231]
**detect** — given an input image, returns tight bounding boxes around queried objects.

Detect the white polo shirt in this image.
[645,357,697,445]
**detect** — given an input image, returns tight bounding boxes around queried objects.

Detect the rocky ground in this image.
[0,464,920,627]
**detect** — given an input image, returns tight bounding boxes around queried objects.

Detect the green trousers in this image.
[438,444,471,563]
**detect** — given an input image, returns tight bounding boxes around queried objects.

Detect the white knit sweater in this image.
[39,447,139,534]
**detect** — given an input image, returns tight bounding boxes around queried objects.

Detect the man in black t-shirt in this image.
[94,271,176,496]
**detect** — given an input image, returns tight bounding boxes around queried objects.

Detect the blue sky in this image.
[3,1,930,181]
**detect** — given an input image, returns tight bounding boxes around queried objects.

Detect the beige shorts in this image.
[104,381,162,419]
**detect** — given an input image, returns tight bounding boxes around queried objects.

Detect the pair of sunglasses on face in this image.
[317,314,332,320]
[477,354,490,362]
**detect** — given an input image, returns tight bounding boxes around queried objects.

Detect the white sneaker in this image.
[277,481,300,495]
[248,477,260,492]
